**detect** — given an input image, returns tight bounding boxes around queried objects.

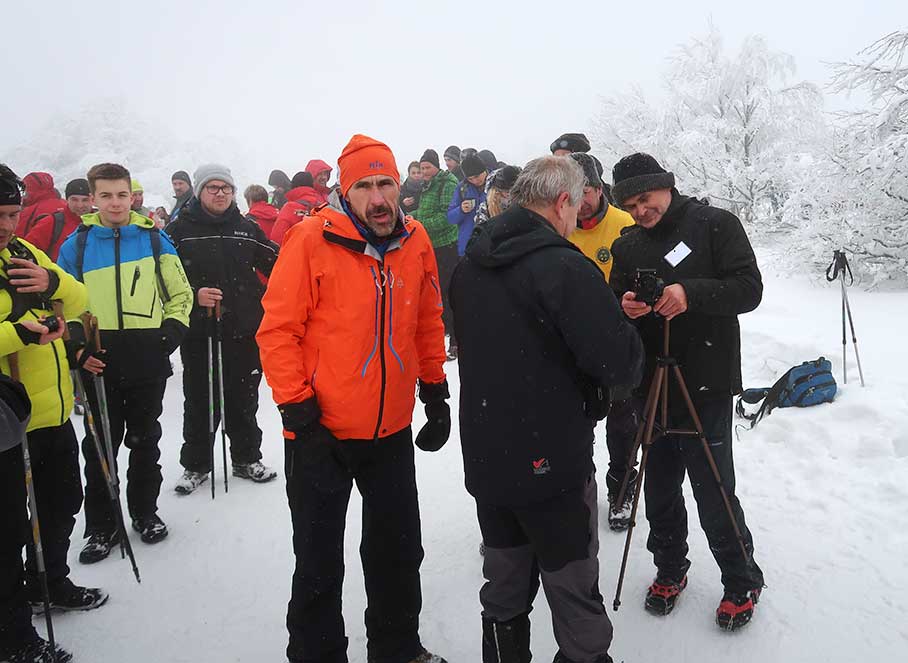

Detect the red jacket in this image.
[257,204,446,440]
[305,159,333,205]
[22,206,82,261]
[17,173,63,237]
[272,185,321,245]
[247,201,280,240]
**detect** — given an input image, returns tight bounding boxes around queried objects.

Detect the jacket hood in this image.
[81,210,157,230]
[305,160,332,178]
[248,200,279,222]
[286,185,321,206]
[465,205,575,269]
[23,172,58,205]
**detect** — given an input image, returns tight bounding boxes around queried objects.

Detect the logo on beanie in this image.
[596,247,612,264]
[369,161,385,170]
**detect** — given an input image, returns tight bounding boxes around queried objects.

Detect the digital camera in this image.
[633,268,665,307]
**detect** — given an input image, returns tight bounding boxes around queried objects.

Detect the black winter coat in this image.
[165,200,279,340]
[451,205,644,506]
[399,177,423,215]
[610,193,762,407]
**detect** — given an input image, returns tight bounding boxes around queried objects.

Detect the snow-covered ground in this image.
[44,268,908,663]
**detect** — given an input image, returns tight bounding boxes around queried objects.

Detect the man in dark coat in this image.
[165,164,280,494]
[609,152,765,631]
[451,155,644,663]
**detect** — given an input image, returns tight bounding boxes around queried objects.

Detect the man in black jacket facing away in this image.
[166,164,280,494]
[609,153,765,631]
[451,156,643,663]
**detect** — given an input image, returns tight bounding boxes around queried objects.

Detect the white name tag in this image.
[664,241,692,267]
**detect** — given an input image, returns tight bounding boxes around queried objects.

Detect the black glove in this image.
[78,348,107,372]
[279,399,337,474]
[415,379,451,452]
[160,318,189,355]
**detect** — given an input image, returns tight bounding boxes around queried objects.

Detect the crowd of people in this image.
[1,130,765,663]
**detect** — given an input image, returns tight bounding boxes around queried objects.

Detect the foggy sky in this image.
[1,0,904,176]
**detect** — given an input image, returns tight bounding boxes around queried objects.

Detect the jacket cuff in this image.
[44,269,61,298]
[418,379,450,404]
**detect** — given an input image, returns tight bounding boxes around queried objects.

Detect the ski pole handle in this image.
[215,300,222,321]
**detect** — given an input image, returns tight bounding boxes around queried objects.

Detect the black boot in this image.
[482,614,531,663]
[4,635,73,663]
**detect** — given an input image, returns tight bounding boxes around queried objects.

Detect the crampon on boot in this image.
[716,587,762,631]
[645,575,688,616]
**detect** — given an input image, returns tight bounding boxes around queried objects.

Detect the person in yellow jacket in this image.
[1,163,106,663]
[57,162,193,563]
[565,152,642,533]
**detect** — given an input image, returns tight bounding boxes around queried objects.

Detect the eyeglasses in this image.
[204,184,235,195]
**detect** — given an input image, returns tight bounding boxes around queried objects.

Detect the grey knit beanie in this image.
[193,163,235,198]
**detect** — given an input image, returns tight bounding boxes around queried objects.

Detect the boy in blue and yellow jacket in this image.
[58,163,193,563]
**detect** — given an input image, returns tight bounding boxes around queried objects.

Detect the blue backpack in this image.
[736,357,837,428]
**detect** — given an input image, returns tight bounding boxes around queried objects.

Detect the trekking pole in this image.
[8,354,57,653]
[83,315,132,564]
[71,368,141,583]
[207,307,217,500]
[826,251,866,386]
[215,301,228,494]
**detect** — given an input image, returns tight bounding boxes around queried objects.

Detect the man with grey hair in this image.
[450,156,644,663]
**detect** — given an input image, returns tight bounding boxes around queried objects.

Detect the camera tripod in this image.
[612,319,751,611]
[825,250,865,387]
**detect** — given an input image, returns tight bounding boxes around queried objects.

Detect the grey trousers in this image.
[476,475,612,663]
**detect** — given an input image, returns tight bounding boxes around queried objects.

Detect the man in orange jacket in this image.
[258,134,450,663]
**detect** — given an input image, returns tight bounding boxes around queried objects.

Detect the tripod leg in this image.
[672,367,751,565]
[613,366,666,611]
[614,368,662,509]
[840,284,865,387]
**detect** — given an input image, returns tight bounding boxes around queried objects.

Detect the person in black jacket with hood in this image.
[165,164,280,494]
[609,153,765,631]
[451,156,643,663]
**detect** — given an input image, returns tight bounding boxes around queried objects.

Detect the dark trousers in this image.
[285,427,424,663]
[433,243,458,339]
[81,375,167,534]
[604,396,640,497]
[477,475,612,663]
[0,422,82,655]
[645,396,764,593]
[179,336,263,472]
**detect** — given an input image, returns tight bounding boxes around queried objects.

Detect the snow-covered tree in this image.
[595,27,826,226]
[797,31,908,283]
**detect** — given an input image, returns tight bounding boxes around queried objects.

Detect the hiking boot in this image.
[78,529,119,564]
[30,578,108,614]
[175,469,209,494]
[407,652,448,663]
[232,461,277,483]
[607,483,635,532]
[446,342,458,361]
[716,587,762,631]
[645,574,688,616]
[4,636,73,663]
[132,514,168,544]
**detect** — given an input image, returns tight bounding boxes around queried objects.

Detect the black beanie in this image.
[291,171,314,188]
[550,132,591,154]
[611,153,675,205]
[478,150,498,171]
[0,164,23,206]
[489,165,521,191]
[443,145,461,162]
[65,178,90,198]
[420,149,440,169]
[569,153,603,189]
[172,170,192,186]
[461,154,487,178]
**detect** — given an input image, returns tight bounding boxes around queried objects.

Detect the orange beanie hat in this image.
[338,134,400,196]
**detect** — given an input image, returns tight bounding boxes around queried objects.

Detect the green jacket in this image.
[415,171,459,248]
[1,239,88,432]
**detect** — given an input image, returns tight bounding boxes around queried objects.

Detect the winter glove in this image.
[415,379,451,452]
[160,318,189,355]
[77,348,107,372]
[279,398,337,476]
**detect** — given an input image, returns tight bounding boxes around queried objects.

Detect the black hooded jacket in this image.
[399,177,423,215]
[451,205,644,506]
[610,193,762,406]
[165,199,279,340]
